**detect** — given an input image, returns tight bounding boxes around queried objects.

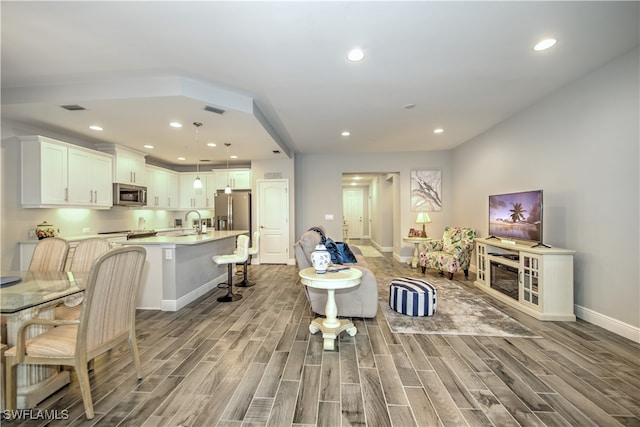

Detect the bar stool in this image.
[237,231,260,288]
[213,235,249,302]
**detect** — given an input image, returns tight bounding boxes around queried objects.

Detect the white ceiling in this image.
[2,1,638,168]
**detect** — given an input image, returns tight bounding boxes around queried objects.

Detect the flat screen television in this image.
[488,190,544,246]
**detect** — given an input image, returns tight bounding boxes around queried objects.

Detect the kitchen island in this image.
[120,230,248,311]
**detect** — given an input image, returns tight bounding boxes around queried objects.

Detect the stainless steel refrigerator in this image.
[215,190,251,231]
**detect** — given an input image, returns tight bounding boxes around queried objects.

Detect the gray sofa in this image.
[294,229,379,318]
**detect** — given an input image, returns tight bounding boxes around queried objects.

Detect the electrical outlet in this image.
[165,249,172,260]
[83,227,91,233]
[324,214,334,220]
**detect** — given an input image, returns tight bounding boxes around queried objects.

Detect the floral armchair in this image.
[419,227,475,279]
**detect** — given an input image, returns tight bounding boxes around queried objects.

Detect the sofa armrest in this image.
[420,240,443,253]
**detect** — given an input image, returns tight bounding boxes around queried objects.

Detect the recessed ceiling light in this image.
[143,145,154,149]
[230,155,238,159]
[341,131,351,136]
[207,142,217,147]
[533,38,557,51]
[347,48,365,62]
[177,156,186,161]
[434,128,444,134]
[170,122,183,128]
[89,125,103,131]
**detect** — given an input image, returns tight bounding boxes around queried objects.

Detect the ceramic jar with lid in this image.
[310,244,331,274]
[36,221,56,240]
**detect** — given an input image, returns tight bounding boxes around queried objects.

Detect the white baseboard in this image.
[161,273,226,311]
[574,304,640,343]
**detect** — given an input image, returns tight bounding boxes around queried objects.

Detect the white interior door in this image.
[343,187,364,239]
[257,179,289,264]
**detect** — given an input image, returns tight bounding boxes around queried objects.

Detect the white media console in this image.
[474,237,576,321]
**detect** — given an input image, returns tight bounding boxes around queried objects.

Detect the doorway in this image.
[342,173,397,252]
[343,187,364,239]
[257,179,289,264]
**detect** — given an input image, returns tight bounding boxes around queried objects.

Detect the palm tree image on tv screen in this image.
[489,190,542,242]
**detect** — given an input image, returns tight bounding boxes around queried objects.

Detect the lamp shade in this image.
[415,212,431,224]
[415,212,431,237]
[193,176,203,189]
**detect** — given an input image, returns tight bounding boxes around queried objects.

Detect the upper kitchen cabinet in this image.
[96,143,147,185]
[147,165,179,209]
[179,172,215,209]
[68,147,113,207]
[216,169,251,190]
[20,135,113,209]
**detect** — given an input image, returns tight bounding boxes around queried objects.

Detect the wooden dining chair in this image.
[5,246,147,419]
[55,238,111,320]
[28,237,70,272]
[69,238,111,272]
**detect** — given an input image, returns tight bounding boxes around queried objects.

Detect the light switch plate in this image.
[324,214,334,220]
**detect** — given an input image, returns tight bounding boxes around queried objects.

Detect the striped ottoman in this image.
[389,277,437,316]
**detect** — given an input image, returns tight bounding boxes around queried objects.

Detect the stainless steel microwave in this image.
[113,183,147,207]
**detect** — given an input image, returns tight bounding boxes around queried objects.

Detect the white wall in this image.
[294,151,452,258]
[451,48,639,333]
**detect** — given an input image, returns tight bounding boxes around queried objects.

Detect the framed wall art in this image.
[410,170,442,211]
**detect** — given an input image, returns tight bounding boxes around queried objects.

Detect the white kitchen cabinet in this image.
[147,166,179,209]
[20,135,113,209]
[179,172,215,209]
[96,144,147,185]
[216,169,251,190]
[68,147,113,207]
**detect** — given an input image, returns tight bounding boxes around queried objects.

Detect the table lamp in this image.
[415,212,431,237]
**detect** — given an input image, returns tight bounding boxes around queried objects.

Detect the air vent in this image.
[60,104,86,111]
[204,105,225,115]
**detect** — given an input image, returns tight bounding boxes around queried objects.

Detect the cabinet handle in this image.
[90,190,93,203]
[94,190,97,203]
[168,197,171,207]
[65,188,68,202]
[133,172,136,183]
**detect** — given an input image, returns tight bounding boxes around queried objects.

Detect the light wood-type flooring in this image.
[3,249,639,426]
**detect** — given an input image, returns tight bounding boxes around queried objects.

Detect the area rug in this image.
[378,275,540,338]
[355,245,383,258]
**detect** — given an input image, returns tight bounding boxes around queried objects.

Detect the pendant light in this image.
[224,143,232,194]
[193,122,203,189]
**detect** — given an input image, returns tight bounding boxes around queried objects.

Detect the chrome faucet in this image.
[184,210,203,234]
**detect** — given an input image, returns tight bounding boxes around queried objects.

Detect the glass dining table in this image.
[1,271,88,409]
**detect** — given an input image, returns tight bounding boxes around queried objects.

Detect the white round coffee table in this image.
[298,266,363,350]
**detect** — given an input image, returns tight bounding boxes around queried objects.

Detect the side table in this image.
[298,267,362,350]
[403,237,432,268]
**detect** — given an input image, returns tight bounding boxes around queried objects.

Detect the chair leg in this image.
[235,257,255,288]
[421,266,426,274]
[447,272,454,280]
[128,334,144,379]
[5,355,16,411]
[217,264,242,302]
[75,361,95,419]
[464,269,469,278]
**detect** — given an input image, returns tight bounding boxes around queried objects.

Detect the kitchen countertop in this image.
[19,228,210,244]
[119,229,248,246]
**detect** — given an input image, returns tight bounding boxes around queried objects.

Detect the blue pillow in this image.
[324,238,344,264]
[336,242,357,263]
